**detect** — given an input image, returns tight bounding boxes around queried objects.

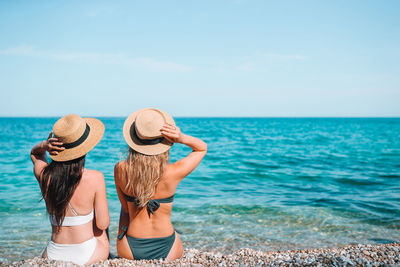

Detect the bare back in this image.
[32,156,109,244]
[50,169,102,244]
[115,161,180,238]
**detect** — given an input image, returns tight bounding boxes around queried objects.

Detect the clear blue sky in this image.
[0,1,399,117]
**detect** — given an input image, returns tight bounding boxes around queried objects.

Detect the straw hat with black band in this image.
[50,114,105,162]
[123,108,175,156]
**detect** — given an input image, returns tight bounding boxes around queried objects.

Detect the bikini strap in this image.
[155,195,174,203]
[118,225,128,240]
[68,202,79,216]
[123,193,175,214]
[124,194,140,206]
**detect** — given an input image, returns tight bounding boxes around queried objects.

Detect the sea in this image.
[0,117,399,262]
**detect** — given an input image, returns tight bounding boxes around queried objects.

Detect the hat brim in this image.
[50,118,105,162]
[123,108,175,156]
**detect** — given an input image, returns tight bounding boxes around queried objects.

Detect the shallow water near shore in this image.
[0,117,399,262]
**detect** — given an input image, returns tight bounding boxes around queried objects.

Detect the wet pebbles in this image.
[2,243,399,266]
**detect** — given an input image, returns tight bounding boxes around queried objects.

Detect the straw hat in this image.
[123,108,175,155]
[50,114,105,162]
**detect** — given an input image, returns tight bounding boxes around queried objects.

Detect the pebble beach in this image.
[3,243,399,266]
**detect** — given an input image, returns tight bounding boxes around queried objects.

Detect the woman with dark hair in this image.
[115,108,207,260]
[30,114,110,265]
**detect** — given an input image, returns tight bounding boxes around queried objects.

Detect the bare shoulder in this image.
[162,163,179,181]
[114,161,127,181]
[115,161,127,171]
[164,161,181,176]
[163,163,173,175]
[82,169,105,184]
[84,169,104,177]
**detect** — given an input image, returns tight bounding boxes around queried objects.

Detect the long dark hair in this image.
[40,156,85,231]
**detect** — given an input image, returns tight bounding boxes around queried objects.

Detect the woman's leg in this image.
[117,232,134,259]
[166,232,183,260]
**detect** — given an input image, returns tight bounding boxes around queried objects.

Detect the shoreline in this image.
[2,243,399,266]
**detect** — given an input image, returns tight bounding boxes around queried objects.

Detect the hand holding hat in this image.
[123,108,175,155]
[50,114,105,162]
[45,132,65,156]
[161,123,183,144]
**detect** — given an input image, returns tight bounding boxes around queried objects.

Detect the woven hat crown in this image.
[52,114,87,144]
[123,108,175,155]
[135,109,166,140]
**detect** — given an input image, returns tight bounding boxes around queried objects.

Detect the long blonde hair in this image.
[124,148,169,208]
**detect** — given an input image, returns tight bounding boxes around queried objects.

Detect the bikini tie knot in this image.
[148,199,160,214]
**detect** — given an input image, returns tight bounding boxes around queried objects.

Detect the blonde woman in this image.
[30,114,110,265]
[114,108,207,260]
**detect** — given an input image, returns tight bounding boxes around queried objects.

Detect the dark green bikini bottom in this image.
[118,226,176,260]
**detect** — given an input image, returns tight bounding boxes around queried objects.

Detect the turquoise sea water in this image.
[0,117,399,262]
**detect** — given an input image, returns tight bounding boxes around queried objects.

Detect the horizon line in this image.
[1,115,400,119]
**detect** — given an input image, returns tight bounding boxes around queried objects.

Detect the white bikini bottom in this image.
[46,237,97,266]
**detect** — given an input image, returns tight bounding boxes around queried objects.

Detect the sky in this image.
[0,0,399,117]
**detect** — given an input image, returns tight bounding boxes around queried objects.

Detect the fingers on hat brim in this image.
[50,118,105,162]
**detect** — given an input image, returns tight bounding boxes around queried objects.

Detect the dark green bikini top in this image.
[123,193,174,214]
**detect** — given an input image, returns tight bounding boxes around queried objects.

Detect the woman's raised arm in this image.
[30,133,64,180]
[161,124,207,180]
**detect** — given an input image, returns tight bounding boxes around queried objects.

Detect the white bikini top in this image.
[50,203,94,227]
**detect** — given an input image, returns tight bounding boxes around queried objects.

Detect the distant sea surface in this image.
[0,117,399,262]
